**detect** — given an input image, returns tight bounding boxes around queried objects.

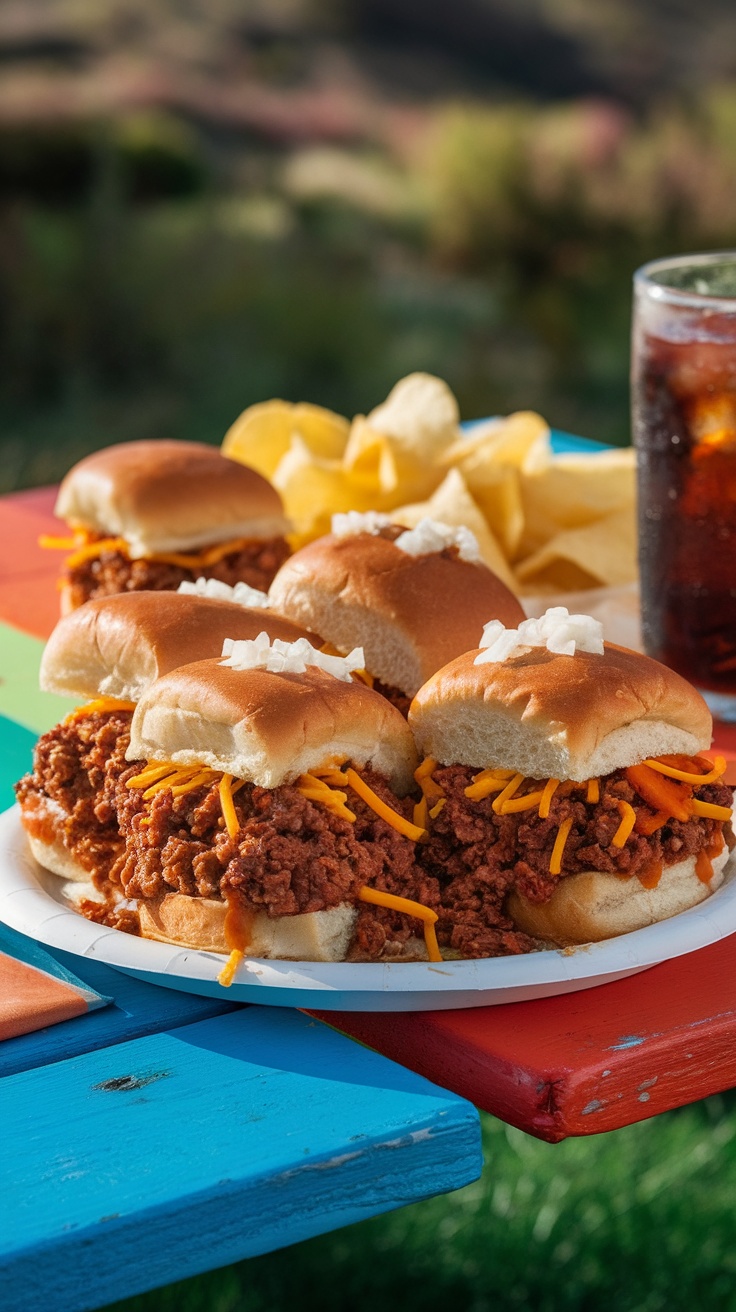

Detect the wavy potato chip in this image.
[515,505,637,593]
[342,417,400,496]
[273,436,376,544]
[367,372,460,461]
[519,449,636,556]
[392,467,518,593]
[223,400,350,479]
[443,411,550,472]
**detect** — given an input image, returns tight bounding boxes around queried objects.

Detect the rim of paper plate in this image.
[1,806,735,1011]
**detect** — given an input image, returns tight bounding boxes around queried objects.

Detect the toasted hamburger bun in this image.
[40,591,317,702]
[128,657,419,793]
[137,893,357,962]
[268,530,524,697]
[410,642,728,942]
[55,439,290,557]
[507,844,731,945]
[409,643,712,781]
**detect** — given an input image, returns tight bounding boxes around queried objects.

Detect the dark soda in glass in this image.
[633,255,736,710]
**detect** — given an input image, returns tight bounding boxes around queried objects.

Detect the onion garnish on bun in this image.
[408,608,734,955]
[110,636,444,980]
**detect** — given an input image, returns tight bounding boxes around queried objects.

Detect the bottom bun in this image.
[26,831,91,883]
[138,893,357,962]
[507,847,730,946]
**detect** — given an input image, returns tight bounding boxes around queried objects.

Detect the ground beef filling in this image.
[420,764,734,949]
[64,534,291,608]
[15,711,136,883]
[369,678,413,719]
[113,766,438,960]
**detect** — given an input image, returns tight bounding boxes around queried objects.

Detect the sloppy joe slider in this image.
[45,439,291,611]
[408,608,734,955]
[268,511,525,716]
[15,588,314,890]
[112,635,443,978]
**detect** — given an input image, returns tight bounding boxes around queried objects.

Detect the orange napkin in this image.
[0,924,110,1042]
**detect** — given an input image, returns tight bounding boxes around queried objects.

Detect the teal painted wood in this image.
[0,1007,482,1312]
[0,713,35,809]
[0,928,236,1079]
[549,427,610,454]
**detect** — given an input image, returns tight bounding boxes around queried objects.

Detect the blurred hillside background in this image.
[3,0,736,489]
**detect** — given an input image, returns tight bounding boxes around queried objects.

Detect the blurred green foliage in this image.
[3,89,736,489]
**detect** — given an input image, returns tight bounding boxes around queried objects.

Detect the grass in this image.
[108,1096,736,1312]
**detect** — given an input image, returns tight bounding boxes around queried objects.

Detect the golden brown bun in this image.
[409,643,712,780]
[138,893,357,962]
[55,440,290,556]
[40,591,316,702]
[507,845,730,945]
[128,657,419,792]
[268,531,524,697]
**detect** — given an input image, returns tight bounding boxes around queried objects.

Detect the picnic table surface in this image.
[1,436,735,1303]
[0,484,482,1312]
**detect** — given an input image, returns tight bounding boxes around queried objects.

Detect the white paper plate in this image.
[2,804,736,1011]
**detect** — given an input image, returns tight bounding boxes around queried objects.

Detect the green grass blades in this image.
[108,1097,736,1312]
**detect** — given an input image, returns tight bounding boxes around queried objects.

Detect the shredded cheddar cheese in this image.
[219,774,240,838]
[612,800,637,848]
[297,773,357,822]
[492,773,524,814]
[358,886,442,962]
[642,755,727,785]
[549,816,574,875]
[414,757,445,804]
[500,789,545,814]
[691,798,733,821]
[345,769,427,841]
[429,798,446,819]
[538,777,560,819]
[586,778,600,804]
[64,537,130,569]
[413,796,429,830]
[127,762,179,789]
[218,949,244,988]
[64,697,136,723]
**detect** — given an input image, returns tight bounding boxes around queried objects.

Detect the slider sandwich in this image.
[110,635,442,979]
[409,609,734,957]
[44,439,291,612]
[269,511,525,716]
[15,588,314,898]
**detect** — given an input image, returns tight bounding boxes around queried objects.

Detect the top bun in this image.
[409,643,712,781]
[40,591,316,702]
[268,530,525,697]
[127,658,418,793]
[55,440,290,557]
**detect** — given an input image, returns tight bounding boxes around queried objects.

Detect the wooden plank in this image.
[317,933,736,1142]
[0,623,76,734]
[0,489,63,640]
[0,1007,481,1312]
[0,931,237,1078]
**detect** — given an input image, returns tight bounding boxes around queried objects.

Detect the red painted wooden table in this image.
[4,485,736,1144]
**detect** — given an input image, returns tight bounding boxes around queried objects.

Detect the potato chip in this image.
[515,505,637,592]
[222,400,350,479]
[273,437,374,544]
[366,373,460,464]
[342,417,400,497]
[443,411,550,472]
[518,449,636,557]
[392,468,518,592]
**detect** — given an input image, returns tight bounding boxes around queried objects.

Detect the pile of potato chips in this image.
[221,373,636,598]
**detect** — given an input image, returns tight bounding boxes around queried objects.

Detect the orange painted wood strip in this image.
[0,488,62,639]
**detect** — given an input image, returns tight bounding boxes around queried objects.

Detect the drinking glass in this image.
[633,252,736,720]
